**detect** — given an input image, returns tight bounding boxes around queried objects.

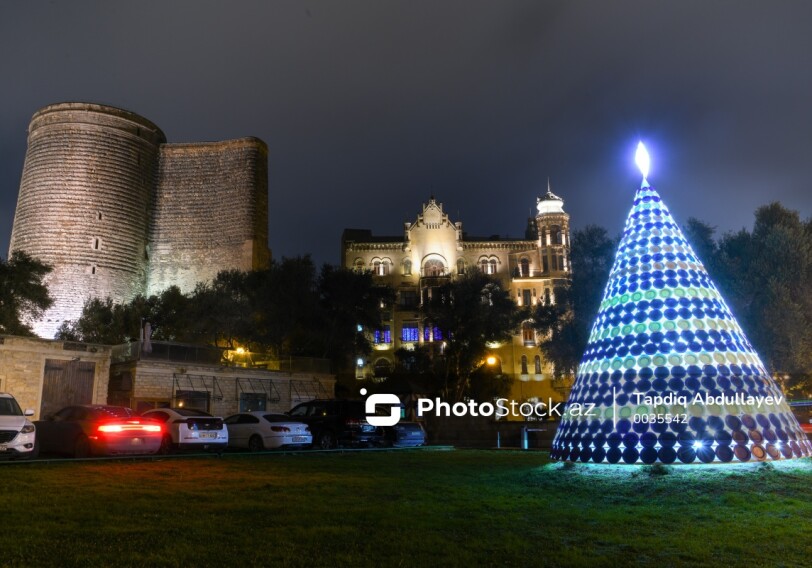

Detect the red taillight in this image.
[98,421,162,433]
[270,426,291,432]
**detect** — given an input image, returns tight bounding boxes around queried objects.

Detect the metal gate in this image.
[40,359,96,417]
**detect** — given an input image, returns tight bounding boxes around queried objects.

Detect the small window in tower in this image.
[97,212,103,221]
[93,238,101,250]
[91,265,96,275]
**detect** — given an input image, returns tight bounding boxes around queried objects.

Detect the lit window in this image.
[424,259,445,277]
[534,355,542,375]
[521,355,528,374]
[522,289,532,306]
[522,323,535,346]
[353,259,365,272]
[423,326,443,342]
[374,326,392,344]
[520,258,529,277]
[402,322,419,342]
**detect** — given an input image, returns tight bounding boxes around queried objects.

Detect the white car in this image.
[141,408,228,453]
[0,392,38,460]
[224,412,312,451]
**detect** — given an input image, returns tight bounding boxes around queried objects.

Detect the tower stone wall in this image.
[148,138,270,295]
[9,103,269,338]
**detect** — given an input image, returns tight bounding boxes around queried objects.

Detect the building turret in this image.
[535,181,570,277]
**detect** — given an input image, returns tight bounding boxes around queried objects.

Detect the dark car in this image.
[288,399,383,449]
[383,421,426,447]
[35,405,164,457]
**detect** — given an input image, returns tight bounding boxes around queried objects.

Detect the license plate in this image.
[130,438,143,445]
[292,436,309,443]
[200,432,217,439]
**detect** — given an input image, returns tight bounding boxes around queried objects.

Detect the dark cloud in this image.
[2,1,811,266]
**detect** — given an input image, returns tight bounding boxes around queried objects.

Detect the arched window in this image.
[403,259,412,276]
[522,322,535,346]
[457,259,465,275]
[550,225,562,245]
[488,259,497,274]
[534,355,542,375]
[353,258,365,272]
[424,259,444,277]
[521,355,528,375]
[374,259,391,276]
[520,258,530,277]
[374,358,393,378]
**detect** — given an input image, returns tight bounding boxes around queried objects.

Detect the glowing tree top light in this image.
[551,142,812,464]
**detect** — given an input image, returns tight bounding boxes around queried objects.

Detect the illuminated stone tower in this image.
[9,102,270,338]
[9,103,164,338]
[551,143,812,464]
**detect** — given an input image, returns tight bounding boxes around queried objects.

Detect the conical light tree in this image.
[551,143,812,464]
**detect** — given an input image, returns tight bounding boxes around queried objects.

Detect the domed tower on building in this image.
[535,181,571,284]
[9,103,165,338]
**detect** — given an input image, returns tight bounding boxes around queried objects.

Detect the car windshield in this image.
[96,406,134,419]
[263,414,293,423]
[172,408,213,417]
[0,397,23,416]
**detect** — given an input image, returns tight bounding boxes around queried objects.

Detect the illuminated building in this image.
[551,143,812,464]
[341,189,571,407]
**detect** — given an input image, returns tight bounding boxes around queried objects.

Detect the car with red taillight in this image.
[35,405,163,458]
[287,399,383,449]
[141,408,228,453]
[224,412,312,451]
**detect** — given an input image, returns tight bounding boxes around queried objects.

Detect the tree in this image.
[533,225,617,378]
[422,269,521,401]
[0,251,53,336]
[317,265,394,371]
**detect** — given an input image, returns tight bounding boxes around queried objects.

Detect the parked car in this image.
[35,405,163,457]
[141,407,228,453]
[224,412,312,451]
[383,421,426,448]
[0,392,38,460]
[287,399,383,449]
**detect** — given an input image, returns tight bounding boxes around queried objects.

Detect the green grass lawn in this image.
[2,450,811,567]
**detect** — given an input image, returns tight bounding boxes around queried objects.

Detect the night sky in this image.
[1,1,810,267]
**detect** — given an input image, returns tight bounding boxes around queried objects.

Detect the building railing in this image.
[111,341,331,374]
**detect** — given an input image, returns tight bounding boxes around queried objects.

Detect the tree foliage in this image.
[684,203,812,384]
[532,225,617,378]
[421,270,522,401]
[56,257,392,372]
[0,251,53,336]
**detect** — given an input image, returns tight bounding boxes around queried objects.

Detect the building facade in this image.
[9,102,270,338]
[341,189,572,407]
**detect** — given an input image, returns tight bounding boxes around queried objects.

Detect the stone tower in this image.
[9,102,270,338]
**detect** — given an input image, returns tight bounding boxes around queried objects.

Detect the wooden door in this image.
[40,360,96,418]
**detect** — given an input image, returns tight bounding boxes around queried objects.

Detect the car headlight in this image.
[21,424,35,434]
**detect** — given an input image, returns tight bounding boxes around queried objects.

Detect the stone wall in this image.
[0,335,111,419]
[111,359,335,417]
